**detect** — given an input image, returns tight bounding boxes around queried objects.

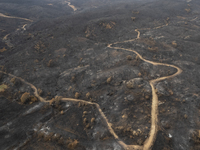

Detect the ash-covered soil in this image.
[1,0,200,150]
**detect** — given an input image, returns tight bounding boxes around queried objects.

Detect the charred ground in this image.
[1,0,200,150]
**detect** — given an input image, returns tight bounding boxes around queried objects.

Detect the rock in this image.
[30,96,38,102]
[137,138,144,145]
[0,84,8,92]
[127,55,132,60]
[86,92,91,99]
[126,95,134,101]
[83,111,87,115]
[138,72,142,77]
[86,124,90,129]
[168,89,173,95]
[184,114,188,119]
[191,130,200,144]
[107,76,112,84]
[91,118,95,123]
[10,78,16,84]
[172,41,177,47]
[133,130,138,136]
[83,118,87,124]
[47,59,54,67]
[137,129,142,134]
[67,140,79,149]
[75,92,80,99]
[71,76,75,82]
[131,17,136,21]
[145,95,150,100]
[126,78,143,89]
[122,114,128,119]
[20,92,30,104]
[60,110,64,115]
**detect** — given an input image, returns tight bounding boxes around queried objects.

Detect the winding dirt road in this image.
[107,25,182,150]
[22,24,27,30]
[0,22,182,149]
[66,1,77,11]
[1,13,32,47]
[0,71,46,102]
[2,34,10,41]
[0,13,33,22]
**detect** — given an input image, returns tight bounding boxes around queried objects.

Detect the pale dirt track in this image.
[0,13,33,22]
[66,1,77,11]
[0,71,46,102]
[1,13,32,46]
[0,21,182,149]
[2,34,10,41]
[107,25,182,150]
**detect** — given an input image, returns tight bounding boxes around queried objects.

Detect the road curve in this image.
[0,69,140,150]
[0,23,182,150]
[1,13,32,47]
[0,71,46,102]
[0,13,33,22]
[107,27,182,150]
[66,1,77,11]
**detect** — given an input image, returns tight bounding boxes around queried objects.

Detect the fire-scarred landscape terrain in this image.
[1,0,200,150]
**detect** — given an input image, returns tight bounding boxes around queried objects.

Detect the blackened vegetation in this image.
[1,0,200,149]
